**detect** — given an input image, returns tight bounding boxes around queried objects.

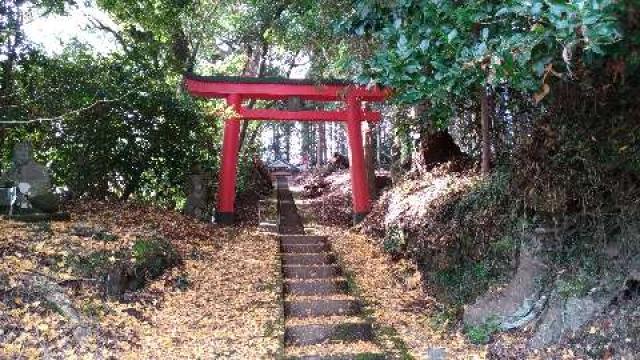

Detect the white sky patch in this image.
[23,2,120,55]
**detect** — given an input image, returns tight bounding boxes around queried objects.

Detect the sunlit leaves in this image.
[339,0,626,125]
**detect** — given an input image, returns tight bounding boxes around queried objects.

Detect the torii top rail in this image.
[184,73,391,225]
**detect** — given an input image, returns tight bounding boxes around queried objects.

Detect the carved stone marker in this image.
[7,142,52,197]
[3,142,58,213]
[184,164,211,221]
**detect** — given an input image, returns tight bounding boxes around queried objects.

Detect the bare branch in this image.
[87,17,129,52]
[0,91,135,125]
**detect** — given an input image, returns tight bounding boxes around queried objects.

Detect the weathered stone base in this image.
[5,212,70,222]
[215,211,234,225]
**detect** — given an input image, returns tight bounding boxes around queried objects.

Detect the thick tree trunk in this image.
[376,125,382,166]
[284,124,291,163]
[480,87,493,175]
[409,101,432,175]
[245,123,263,150]
[238,42,269,152]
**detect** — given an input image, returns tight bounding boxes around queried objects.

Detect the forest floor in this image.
[1,169,637,359]
[0,201,282,359]
[293,168,640,360]
[307,224,486,359]
[291,174,485,359]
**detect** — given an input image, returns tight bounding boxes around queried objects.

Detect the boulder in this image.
[528,289,614,349]
[464,242,548,330]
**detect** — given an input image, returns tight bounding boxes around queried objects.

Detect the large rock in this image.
[528,289,614,349]
[3,142,60,214]
[464,242,548,330]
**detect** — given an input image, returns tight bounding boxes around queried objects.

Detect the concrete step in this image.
[286,352,385,360]
[285,299,362,318]
[280,235,328,245]
[285,279,349,296]
[285,322,374,346]
[282,243,330,254]
[282,253,335,266]
[284,265,341,279]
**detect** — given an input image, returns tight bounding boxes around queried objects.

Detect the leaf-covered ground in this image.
[0,201,282,359]
[308,225,486,359]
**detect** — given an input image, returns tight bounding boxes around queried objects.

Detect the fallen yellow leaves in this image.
[1,201,283,359]
[309,225,486,359]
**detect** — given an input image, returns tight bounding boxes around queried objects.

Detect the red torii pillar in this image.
[215,94,242,224]
[183,74,390,225]
[346,95,371,223]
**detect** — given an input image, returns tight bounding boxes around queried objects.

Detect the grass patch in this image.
[131,237,180,280]
[71,250,124,277]
[428,305,461,331]
[464,318,500,344]
[92,230,118,242]
[432,261,491,304]
[71,236,181,294]
[376,326,414,360]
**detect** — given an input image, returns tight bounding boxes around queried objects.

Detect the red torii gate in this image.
[183,74,391,225]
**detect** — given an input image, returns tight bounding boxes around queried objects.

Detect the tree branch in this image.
[0,92,134,125]
[87,17,129,52]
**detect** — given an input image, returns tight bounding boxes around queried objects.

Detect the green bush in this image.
[132,237,181,280]
[383,225,406,257]
[465,318,500,345]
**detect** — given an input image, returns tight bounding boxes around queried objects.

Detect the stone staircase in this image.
[275,176,385,359]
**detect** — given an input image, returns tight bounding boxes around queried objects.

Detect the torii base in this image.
[353,212,368,225]
[215,211,235,225]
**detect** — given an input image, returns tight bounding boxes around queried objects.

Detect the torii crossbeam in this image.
[184,74,391,225]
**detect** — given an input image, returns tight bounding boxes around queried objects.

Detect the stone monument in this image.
[184,164,211,221]
[2,142,58,213]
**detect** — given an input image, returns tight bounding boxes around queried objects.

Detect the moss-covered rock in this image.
[73,237,181,297]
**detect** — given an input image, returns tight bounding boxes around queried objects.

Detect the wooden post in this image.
[346,95,371,224]
[215,93,242,224]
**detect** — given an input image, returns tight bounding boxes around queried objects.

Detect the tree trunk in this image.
[238,42,269,152]
[284,124,291,163]
[480,87,493,175]
[390,126,404,184]
[317,123,326,165]
[409,101,432,175]
[363,121,378,199]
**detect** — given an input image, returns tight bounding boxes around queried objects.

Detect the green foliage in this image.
[453,170,511,219]
[433,261,491,304]
[376,326,414,360]
[338,0,629,124]
[2,45,218,206]
[429,305,460,331]
[383,225,406,256]
[132,237,180,280]
[92,230,119,242]
[465,318,500,344]
[72,250,122,277]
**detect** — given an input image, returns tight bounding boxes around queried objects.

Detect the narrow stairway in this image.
[275,176,385,360]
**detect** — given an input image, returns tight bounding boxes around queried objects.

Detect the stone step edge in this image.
[284,322,375,346]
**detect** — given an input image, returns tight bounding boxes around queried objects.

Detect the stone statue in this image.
[4,142,58,212]
[184,164,211,220]
[6,142,51,196]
